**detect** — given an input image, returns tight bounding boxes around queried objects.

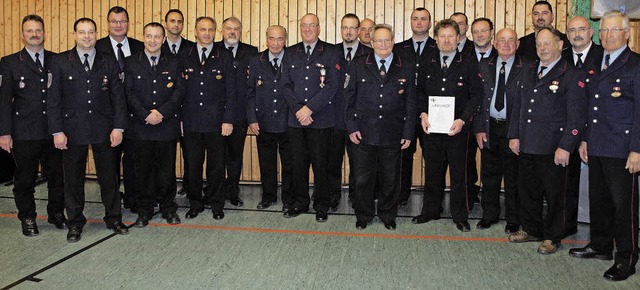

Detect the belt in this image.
[490,117,507,124]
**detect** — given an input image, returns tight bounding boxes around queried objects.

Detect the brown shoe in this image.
[508,230,541,243]
[537,240,561,254]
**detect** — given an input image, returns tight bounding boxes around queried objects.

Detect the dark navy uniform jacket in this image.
[473,55,530,149]
[334,42,372,130]
[562,42,604,70]
[215,41,258,124]
[96,36,144,62]
[162,37,196,60]
[584,47,640,159]
[124,52,184,141]
[47,48,127,145]
[180,45,236,133]
[280,40,341,129]
[420,51,483,130]
[344,53,416,146]
[507,58,587,155]
[0,48,56,140]
[246,50,288,134]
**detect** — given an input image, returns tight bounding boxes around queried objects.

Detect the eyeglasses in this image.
[109,20,128,25]
[300,23,319,29]
[599,27,627,34]
[372,39,392,45]
[567,27,590,33]
[341,26,359,31]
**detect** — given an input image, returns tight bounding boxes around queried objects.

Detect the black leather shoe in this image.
[604,263,636,281]
[505,223,520,234]
[21,218,39,237]
[164,213,181,225]
[257,200,276,209]
[47,213,67,229]
[455,221,471,232]
[212,210,225,220]
[355,221,368,230]
[383,220,397,230]
[411,215,435,224]
[185,208,204,219]
[329,198,340,210]
[476,219,498,229]
[66,227,82,243]
[569,245,613,260]
[284,207,303,218]
[228,196,244,207]
[315,210,328,222]
[134,216,150,228]
[106,221,129,235]
[282,203,291,213]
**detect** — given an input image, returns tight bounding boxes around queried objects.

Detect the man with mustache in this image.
[516,1,570,62]
[358,18,375,48]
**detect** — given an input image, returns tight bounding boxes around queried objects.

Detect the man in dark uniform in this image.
[516,1,571,61]
[181,16,236,220]
[247,25,292,210]
[474,28,528,233]
[358,18,375,48]
[95,6,144,212]
[124,22,184,227]
[280,13,340,222]
[345,23,416,230]
[507,27,586,254]
[162,9,195,196]
[561,16,604,237]
[329,13,372,209]
[413,19,483,232]
[393,7,436,206]
[451,13,474,56]
[48,17,129,242]
[0,14,65,236]
[215,17,258,208]
[569,10,640,282]
[471,18,498,64]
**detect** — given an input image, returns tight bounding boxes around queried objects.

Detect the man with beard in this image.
[516,1,570,61]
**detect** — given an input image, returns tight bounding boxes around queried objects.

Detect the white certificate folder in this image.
[428,96,455,134]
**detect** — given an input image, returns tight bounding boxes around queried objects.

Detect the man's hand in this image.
[349,131,362,144]
[509,139,520,155]
[625,152,640,174]
[0,135,13,153]
[145,109,163,125]
[249,123,260,135]
[578,141,588,164]
[554,148,570,167]
[401,139,411,150]
[54,133,68,150]
[448,119,464,136]
[221,123,233,136]
[296,106,313,125]
[110,130,123,147]
[420,113,430,134]
[476,132,487,149]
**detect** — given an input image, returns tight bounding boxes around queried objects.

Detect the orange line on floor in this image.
[0,213,589,244]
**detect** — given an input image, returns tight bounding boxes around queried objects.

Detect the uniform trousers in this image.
[224,120,247,199]
[115,139,137,207]
[131,139,178,217]
[12,139,64,220]
[288,127,331,212]
[564,151,581,235]
[479,120,519,224]
[398,122,424,203]
[421,131,470,222]
[518,153,567,243]
[63,142,121,228]
[256,131,292,204]
[327,128,347,201]
[352,143,400,223]
[179,136,190,193]
[183,131,225,211]
[588,156,639,268]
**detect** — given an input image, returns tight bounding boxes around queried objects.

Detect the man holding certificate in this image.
[413,19,483,232]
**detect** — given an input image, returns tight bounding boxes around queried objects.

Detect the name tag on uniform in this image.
[428,96,455,134]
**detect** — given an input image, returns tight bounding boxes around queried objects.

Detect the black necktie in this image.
[442,55,449,73]
[415,41,423,58]
[495,61,506,111]
[479,52,486,62]
[83,53,90,71]
[575,53,583,69]
[604,54,610,70]
[117,43,125,70]
[201,47,208,65]
[346,47,352,62]
[538,66,547,79]
[228,46,235,58]
[172,43,177,55]
[306,45,311,60]
[150,56,157,71]
[379,59,386,76]
[272,57,279,75]
[34,52,43,72]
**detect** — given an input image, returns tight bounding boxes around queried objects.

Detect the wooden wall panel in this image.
[3,0,640,186]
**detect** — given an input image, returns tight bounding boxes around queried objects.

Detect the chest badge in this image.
[549,81,559,93]
[216,74,223,80]
[167,82,174,88]
[611,86,621,98]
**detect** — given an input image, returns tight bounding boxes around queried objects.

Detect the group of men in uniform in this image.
[0,0,638,282]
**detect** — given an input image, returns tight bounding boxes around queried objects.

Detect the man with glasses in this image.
[358,18,375,48]
[516,1,570,61]
[569,10,640,282]
[280,13,340,222]
[471,18,497,63]
[345,23,415,230]
[450,12,474,56]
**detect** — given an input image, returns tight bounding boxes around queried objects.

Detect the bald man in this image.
[358,18,375,47]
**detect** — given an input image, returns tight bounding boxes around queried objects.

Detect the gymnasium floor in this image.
[0,181,638,289]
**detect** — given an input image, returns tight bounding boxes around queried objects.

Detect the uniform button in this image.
[487,97,491,100]
[87,90,90,93]
[89,110,92,113]
[153,102,156,105]
[40,79,44,82]
[380,84,384,88]
[153,80,157,83]
[441,88,445,91]
[442,78,446,82]
[379,94,383,97]
[379,115,382,119]
[88,100,91,104]
[42,89,45,93]
[379,105,383,108]
[131,113,134,117]
[594,94,599,98]
[200,82,204,85]
[305,77,308,80]
[490,88,493,90]
[274,80,277,83]
[200,71,203,74]
[527,119,531,123]
[274,110,278,113]
[528,109,532,113]
[593,119,597,123]
[174,114,178,117]
[42,100,46,103]
[304,88,308,91]
[273,99,277,102]
[42,111,46,114]
[153,91,156,94]
[86,80,90,83]
[199,102,203,106]
[306,66,309,69]
[586,78,590,83]
[138,76,141,79]
[593,107,598,111]
[200,92,204,95]
[560,128,564,131]
[530,99,534,103]
[625,130,630,134]
[328,101,332,104]
[273,89,277,92]
[15,112,19,115]
[304,99,308,102]
[354,113,358,117]
[533,89,537,92]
